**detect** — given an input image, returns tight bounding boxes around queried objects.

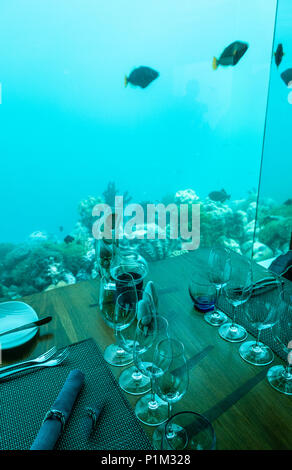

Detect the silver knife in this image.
[0,316,52,337]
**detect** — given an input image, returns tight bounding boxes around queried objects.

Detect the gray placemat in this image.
[0,338,152,450]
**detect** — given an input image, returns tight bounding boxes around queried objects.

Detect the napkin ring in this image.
[86,407,99,430]
[43,409,66,432]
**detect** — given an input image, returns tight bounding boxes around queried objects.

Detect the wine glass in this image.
[134,315,169,426]
[152,338,189,450]
[267,287,292,395]
[205,247,231,326]
[100,287,137,366]
[161,411,216,450]
[115,291,153,395]
[239,274,282,365]
[110,247,148,298]
[219,259,253,342]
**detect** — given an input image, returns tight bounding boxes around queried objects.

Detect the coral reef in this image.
[241,241,273,261]
[0,239,95,301]
[129,223,181,261]
[102,181,132,207]
[258,206,292,255]
[0,182,290,302]
[77,196,103,234]
[174,189,199,205]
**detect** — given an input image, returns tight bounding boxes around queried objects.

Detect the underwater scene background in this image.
[0,0,291,301]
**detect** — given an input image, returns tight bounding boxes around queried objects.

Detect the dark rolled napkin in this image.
[30,369,84,450]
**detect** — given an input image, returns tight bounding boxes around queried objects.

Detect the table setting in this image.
[0,243,291,451]
[188,247,292,392]
[0,338,153,450]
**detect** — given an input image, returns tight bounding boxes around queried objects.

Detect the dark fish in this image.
[281,68,292,86]
[64,235,75,244]
[213,41,249,70]
[274,43,284,68]
[262,215,283,224]
[125,66,159,89]
[208,189,231,203]
[284,198,292,206]
[59,226,64,232]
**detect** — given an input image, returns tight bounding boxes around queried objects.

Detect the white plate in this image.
[0,301,38,350]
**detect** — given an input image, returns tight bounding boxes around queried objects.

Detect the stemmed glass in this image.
[115,291,153,395]
[100,287,137,366]
[239,274,282,365]
[219,259,253,342]
[267,287,292,395]
[161,411,216,450]
[152,338,189,450]
[205,247,231,326]
[134,315,169,426]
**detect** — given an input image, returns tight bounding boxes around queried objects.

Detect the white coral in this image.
[175,189,199,205]
[28,231,49,242]
[47,259,64,284]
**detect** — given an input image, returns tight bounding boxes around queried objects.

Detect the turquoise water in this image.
[0,0,291,300]
[0,0,277,242]
[258,0,292,204]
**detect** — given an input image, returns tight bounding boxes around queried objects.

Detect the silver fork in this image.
[0,348,69,380]
[0,346,57,373]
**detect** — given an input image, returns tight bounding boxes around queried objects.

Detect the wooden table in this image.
[1,248,292,450]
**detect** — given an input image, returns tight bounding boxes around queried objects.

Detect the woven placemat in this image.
[0,338,152,450]
[217,285,291,362]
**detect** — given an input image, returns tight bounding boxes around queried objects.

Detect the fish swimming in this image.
[212,41,249,70]
[125,66,159,89]
[284,198,292,206]
[274,43,284,68]
[64,235,75,244]
[262,215,283,224]
[208,189,231,203]
[281,68,292,86]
